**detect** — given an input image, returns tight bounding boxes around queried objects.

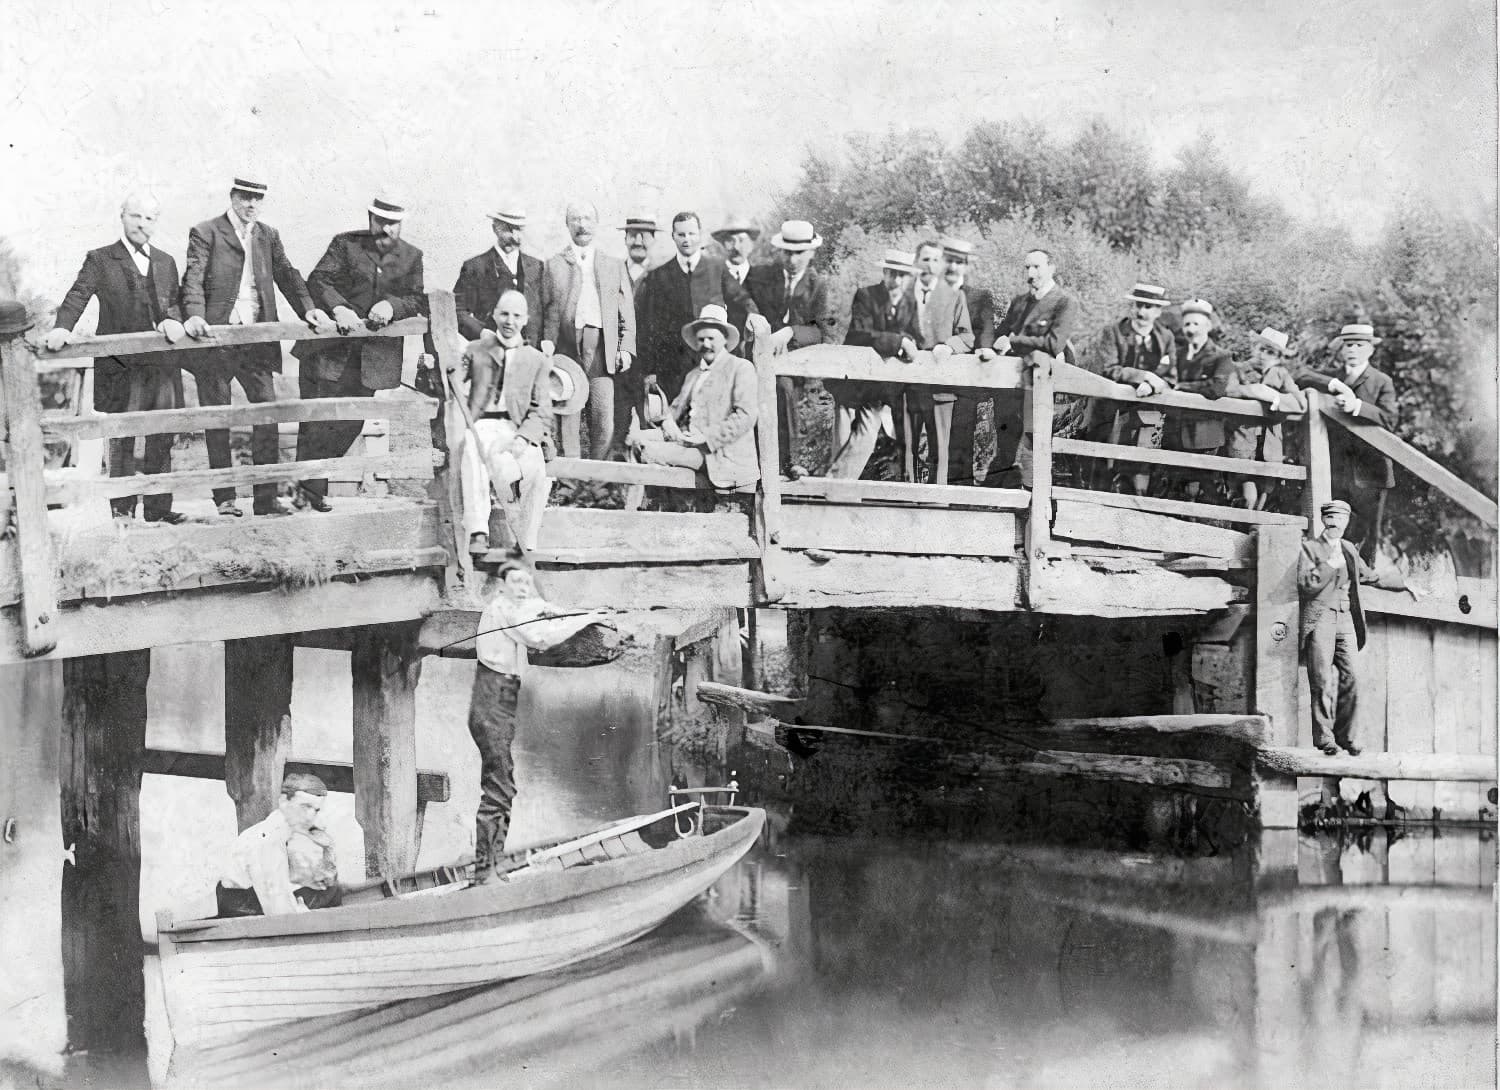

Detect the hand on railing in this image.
[183,316,212,340]
[1134,373,1170,399]
[332,306,362,335]
[898,335,918,362]
[41,327,72,352]
[365,301,394,330]
[159,318,186,344]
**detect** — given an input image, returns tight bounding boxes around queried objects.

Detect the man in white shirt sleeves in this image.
[215,773,340,916]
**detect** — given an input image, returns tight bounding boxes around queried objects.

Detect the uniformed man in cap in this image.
[1299,499,1419,756]
[293,193,426,511]
[454,205,545,345]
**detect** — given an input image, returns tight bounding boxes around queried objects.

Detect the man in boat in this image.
[216,772,342,916]
[470,554,612,882]
[460,290,554,553]
[1299,500,1419,757]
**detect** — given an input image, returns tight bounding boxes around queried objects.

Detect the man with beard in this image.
[454,205,545,346]
[292,194,426,511]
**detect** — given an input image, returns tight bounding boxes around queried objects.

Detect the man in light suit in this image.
[541,201,636,460]
[628,303,760,491]
[293,194,427,511]
[182,175,330,517]
[904,239,974,484]
[940,238,996,486]
[744,220,838,478]
[453,206,546,346]
[44,191,189,522]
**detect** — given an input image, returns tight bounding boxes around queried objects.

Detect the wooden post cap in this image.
[0,300,32,337]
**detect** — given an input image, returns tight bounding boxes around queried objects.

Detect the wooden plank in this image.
[1383,619,1437,814]
[779,503,1015,557]
[1052,360,1279,421]
[1255,525,1304,747]
[763,550,1021,611]
[141,748,449,803]
[695,681,804,718]
[223,636,294,830]
[44,451,433,503]
[545,456,700,489]
[670,608,738,652]
[1025,353,1055,612]
[0,336,60,653]
[781,476,1029,510]
[1029,555,1238,616]
[1301,389,1333,520]
[936,748,1243,796]
[748,321,783,545]
[524,563,752,610]
[1053,497,1250,560]
[1255,746,1494,781]
[1434,626,1485,814]
[43,396,436,440]
[1052,486,1307,528]
[525,542,760,565]
[351,622,423,879]
[33,316,428,365]
[424,288,470,590]
[1046,713,1271,746]
[1361,584,1497,630]
[534,507,754,554]
[777,344,1026,389]
[1053,437,1307,480]
[1321,402,1498,526]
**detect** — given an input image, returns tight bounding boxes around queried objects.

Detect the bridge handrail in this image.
[774,343,1027,389]
[1051,360,1299,420]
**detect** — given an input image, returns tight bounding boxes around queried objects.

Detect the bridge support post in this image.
[224,635,295,830]
[59,651,150,1052]
[352,622,423,878]
[1253,524,1305,828]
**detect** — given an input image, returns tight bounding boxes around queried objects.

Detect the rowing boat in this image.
[155,803,765,1051]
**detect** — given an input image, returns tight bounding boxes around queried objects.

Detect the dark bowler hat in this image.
[1126,282,1171,307]
[231,175,269,196]
[0,300,33,337]
[711,214,761,243]
[618,212,659,233]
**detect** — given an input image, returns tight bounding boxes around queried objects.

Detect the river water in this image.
[115,644,1500,1089]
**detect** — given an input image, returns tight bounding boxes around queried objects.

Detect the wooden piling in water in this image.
[352,622,423,878]
[223,636,295,830]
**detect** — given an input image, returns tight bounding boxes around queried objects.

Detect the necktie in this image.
[784,274,795,324]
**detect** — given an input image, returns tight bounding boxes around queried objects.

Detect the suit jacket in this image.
[635,254,757,391]
[541,249,636,373]
[1294,363,1398,488]
[956,281,995,353]
[672,350,760,489]
[55,241,184,411]
[1170,340,1236,451]
[454,248,545,345]
[294,231,426,390]
[1298,534,1405,647]
[1090,318,1176,430]
[182,214,314,327]
[832,282,920,405]
[463,332,553,447]
[995,286,1079,363]
[744,264,838,350]
[910,279,973,406]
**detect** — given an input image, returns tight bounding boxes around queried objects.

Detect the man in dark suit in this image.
[1299,500,1416,755]
[293,194,427,511]
[44,192,188,522]
[613,212,659,444]
[982,248,1080,487]
[453,206,545,346]
[713,212,759,352]
[828,250,920,478]
[634,211,757,402]
[1294,323,1398,561]
[1087,282,1177,494]
[1163,298,1236,501]
[744,220,838,478]
[905,240,974,484]
[182,176,329,517]
[940,238,994,487]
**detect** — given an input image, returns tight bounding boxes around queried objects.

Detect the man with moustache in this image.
[614,212,659,441]
[454,205,545,346]
[293,193,426,511]
[714,213,759,350]
[904,239,973,484]
[1089,282,1177,494]
[1164,298,1236,501]
[744,220,838,479]
[619,212,658,289]
[44,191,189,523]
[635,211,758,403]
[182,175,330,517]
[938,237,994,487]
[981,248,1080,488]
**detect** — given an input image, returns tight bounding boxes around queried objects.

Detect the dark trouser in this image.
[1305,607,1360,751]
[191,344,282,509]
[296,366,373,500]
[555,327,616,459]
[109,363,184,518]
[979,390,1026,486]
[468,666,522,870]
[777,375,801,475]
[1342,480,1388,565]
[946,395,979,486]
[214,881,342,917]
[613,368,643,455]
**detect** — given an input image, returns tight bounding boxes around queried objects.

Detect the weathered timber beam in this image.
[779,503,1015,557]
[523,562,753,609]
[695,680,804,717]
[0,335,60,653]
[1047,713,1271,746]
[32,316,428,365]
[1361,583,1497,630]
[935,748,1243,795]
[141,747,451,803]
[43,396,436,440]
[776,344,1026,388]
[1052,360,1283,420]
[1258,883,1494,914]
[673,609,737,651]
[781,476,1030,510]
[763,549,1022,611]
[1029,555,1238,616]
[44,451,433,503]
[1255,746,1496,781]
[546,456,700,488]
[1053,437,1307,480]
[1052,497,1250,560]
[1051,486,1307,528]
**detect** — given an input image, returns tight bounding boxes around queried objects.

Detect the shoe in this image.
[111,509,135,522]
[469,532,490,553]
[216,501,243,518]
[1319,743,1340,756]
[298,487,333,513]
[145,510,188,525]
[252,499,293,517]
[1342,744,1362,757]
[787,463,809,480]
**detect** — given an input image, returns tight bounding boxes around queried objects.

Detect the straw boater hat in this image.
[230,175,268,196]
[1126,282,1171,307]
[1254,327,1291,354]
[711,214,761,243]
[1180,298,1215,319]
[1334,323,1381,345]
[547,355,590,416]
[772,220,823,251]
[618,212,659,233]
[880,249,916,274]
[367,192,408,222]
[940,237,974,260]
[680,303,739,352]
[487,205,527,228]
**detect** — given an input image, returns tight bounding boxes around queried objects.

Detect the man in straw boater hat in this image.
[293,192,426,512]
[939,237,994,487]
[1224,326,1305,510]
[827,249,921,478]
[1299,499,1419,757]
[1085,281,1177,495]
[744,220,839,479]
[1293,322,1398,562]
[182,174,331,517]
[627,303,761,494]
[454,203,545,346]
[613,211,660,443]
[1163,297,1236,501]
[619,211,659,288]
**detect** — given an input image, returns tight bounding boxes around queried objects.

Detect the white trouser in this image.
[460,416,550,549]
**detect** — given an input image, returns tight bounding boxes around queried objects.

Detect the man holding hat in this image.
[940,237,994,487]
[1086,282,1177,495]
[454,205,545,346]
[744,220,839,478]
[628,303,760,491]
[1299,499,1417,756]
[1294,323,1398,561]
[1164,297,1236,501]
[182,175,331,517]
[828,250,920,479]
[293,193,426,511]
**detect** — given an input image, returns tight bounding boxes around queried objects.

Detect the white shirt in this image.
[219,809,301,915]
[727,260,749,284]
[1320,532,1349,580]
[569,245,602,330]
[627,259,649,285]
[677,252,701,276]
[914,277,936,310]
[475,591,599,677]
[120,235,151,275]
[496,245,520,278]
[226,209,259,325]
[1032,282,1055,301]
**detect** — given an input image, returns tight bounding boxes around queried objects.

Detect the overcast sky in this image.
[2,0,1495,301]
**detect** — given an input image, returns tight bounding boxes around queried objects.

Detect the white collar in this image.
[121,234,151,258]
[727,259,749,280]
[1343,362,1369,384]
[569,243,593,266]
[226,210,254,236]
[1128,320,1155,338]
[678,251,701,274]
[495,245,520,272]
[1031,282,1054,300]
